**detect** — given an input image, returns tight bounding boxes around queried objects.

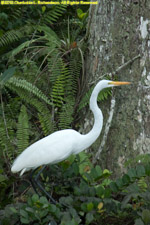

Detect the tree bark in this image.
[85,0,150,176]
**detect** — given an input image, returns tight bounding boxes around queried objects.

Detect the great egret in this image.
[11,80,130,202]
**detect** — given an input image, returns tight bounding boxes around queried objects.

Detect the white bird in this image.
[11,80,130,201]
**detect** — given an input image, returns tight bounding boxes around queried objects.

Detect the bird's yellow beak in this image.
[109,81,131,86]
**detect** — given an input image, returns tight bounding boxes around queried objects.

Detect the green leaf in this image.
[145,164,150,176]
[77,8,87,20]
[122,174,130,185]
[25,207,34,213]
[135,218,145,225]
[10,207,18,213]
[121,194,132,209]
[101,178,112,186]
[96,186,105,198]
[49,204,57,213]
[127,183,140,193]
[95,165,103,177]
[86,212,94,224]
[110,182,119,192]
[99,169,112,179]
[81,172,90,182]
[20,217,30,224]
[136,165,145,177]
[89,187,96,197]
[78,152,92,175]
[39,196,49,205]
[142,209,150,224]
[72,163,79,176]
[90,167,99,180]
[32,194,39,202]
[87,202,94,211]
[127,168,137,179]
[20,209,28,218]
[42,6,46,13]
[0,67,16,85]
[66,154,76,165]
[77,8,83,16]
[6,39,37,57]
[103,169,111,176]
[78,151,88,162]
[0,174,7,182]
[61,212,71,224]
[116,178,124,188]
[104,188,111,198]
[74,186,81,196]
[81,203,88,212]
[65,219,78,225]
[59,196,73,206]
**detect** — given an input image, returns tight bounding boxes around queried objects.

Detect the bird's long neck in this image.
[82,83,103,149]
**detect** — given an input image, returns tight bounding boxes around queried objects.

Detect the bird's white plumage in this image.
[11,80,130,176]
[11,130,81,174]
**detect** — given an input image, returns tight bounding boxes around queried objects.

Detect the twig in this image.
[92,97,116,164]
[112,54,141,75]
[90,54,141,85]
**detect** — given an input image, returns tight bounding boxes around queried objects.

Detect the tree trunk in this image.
[85,0,150,176]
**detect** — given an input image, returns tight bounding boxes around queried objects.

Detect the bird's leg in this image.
[34,166,57,204]
[29,167,39,194]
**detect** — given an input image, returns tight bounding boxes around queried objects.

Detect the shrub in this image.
[1,153,150,225]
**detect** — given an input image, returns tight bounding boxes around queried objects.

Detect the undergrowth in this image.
[1,153,150,225]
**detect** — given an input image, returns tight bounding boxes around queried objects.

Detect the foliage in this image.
[0,6,67,47]
[0,4,92,213]
[1,153,150,224]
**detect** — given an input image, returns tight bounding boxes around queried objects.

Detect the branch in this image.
[90,54,141,85]
[112,54,141,75]
[92,97,116,164]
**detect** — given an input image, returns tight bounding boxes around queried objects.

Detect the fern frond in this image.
[0,30,22,47]
[51,63,69,107]
[17,105,29,153]
[58,99,75,130]
[48,54,63,83]
[5,84,48,115]
[41,5,67,25]
[11,7,23,20]
[0,25,34,47]
[68,52,82,94]
[4,84,54,137]
[137,177,147,192]
[38,109,55,136]
[6,77,52,106]
[0,116,16,162]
